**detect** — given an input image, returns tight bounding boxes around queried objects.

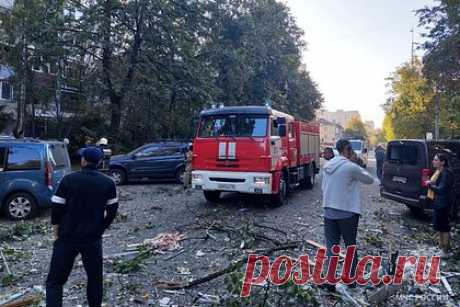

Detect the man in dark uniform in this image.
[375,144,385,185]
[46,147,119,307]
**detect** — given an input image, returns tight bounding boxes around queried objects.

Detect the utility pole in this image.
[410,27,415,66]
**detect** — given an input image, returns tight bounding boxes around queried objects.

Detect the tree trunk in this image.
[168,88,177,138]
[14,33,27,138]
[102,0,144,134]
[110,94,122,132]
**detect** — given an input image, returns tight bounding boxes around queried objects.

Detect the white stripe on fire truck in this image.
[218,142,227,159]
[228,142,236,160]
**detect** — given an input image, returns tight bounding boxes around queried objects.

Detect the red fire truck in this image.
[191,106,320,206]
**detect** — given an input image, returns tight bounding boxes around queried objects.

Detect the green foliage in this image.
[112,248,152,274]
[222,271,319,307]
[344,116,368,139]
[1,274,21,287]
[0,221,49,242]
[2,246,32,261]
[1,0,322,149]
[368,129,386,147]
[384,60,434,139]
[382,113,395,141]
[416,0,460,138]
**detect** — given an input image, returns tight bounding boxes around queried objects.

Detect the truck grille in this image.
[209,177,245,183]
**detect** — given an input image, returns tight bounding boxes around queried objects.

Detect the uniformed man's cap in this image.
[78,147,104,164]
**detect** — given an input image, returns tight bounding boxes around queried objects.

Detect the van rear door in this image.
[383,141,427,200]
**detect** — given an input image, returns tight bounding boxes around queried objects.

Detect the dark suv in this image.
[380,139,460,214]
[0,138,71,220]
[109,142,189,185]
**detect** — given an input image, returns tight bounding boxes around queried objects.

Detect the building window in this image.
[0,81,13,101]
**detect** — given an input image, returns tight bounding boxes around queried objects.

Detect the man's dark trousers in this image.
[376,162,383,183]
[46,239,103,307]
[324,215,360,278]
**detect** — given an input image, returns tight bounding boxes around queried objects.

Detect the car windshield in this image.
[350,141,363,151]
[198,115,268,137]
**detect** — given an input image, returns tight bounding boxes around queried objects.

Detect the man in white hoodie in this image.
[322,139,374,291]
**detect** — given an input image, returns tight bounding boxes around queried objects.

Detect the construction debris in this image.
[128,232,186,252]
[440,276,455,297]
[0,250,11,276]
[1,182,459,306]
[0,286,43,307]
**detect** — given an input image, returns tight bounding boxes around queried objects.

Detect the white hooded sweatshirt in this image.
[322,155,374,215]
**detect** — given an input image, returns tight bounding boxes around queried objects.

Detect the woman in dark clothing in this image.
[427,153,454,258]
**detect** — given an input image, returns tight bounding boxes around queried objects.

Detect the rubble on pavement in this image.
[0,183,459,306]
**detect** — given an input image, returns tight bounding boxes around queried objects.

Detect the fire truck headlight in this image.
[192,174,202,180]
[254,177,270,185]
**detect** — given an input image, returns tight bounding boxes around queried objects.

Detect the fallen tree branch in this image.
[253,223,288,236]
[0,294,41,307]
[154,242,300,290]
[0,248,12,275]
[440,276,455,297]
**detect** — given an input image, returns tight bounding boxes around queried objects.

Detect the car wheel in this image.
[3,193,38,220]
[110,168,126,185]
[204,191,220,203]
[175,167,185,184]
[271,175,287,207]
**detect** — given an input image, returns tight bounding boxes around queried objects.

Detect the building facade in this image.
[316,109,362,129]
[319,118,344,146]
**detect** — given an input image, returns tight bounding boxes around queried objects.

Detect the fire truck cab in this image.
[192,106,320,206]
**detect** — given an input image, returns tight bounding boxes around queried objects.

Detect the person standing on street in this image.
[322,147,335,161]
[321,139,374,291]
[46,147,119,307]
[427,153,454,259]
[183,144,193,189]
[375,145,385,184]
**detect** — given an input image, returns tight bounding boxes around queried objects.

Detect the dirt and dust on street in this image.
[1,158,459,306]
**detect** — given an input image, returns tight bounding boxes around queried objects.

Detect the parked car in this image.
[0,138,71,220]
[380,139,460,215]
[109,142,189,185]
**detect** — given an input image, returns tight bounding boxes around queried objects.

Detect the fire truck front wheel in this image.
[204,191,221,203]
[270,176,287,207]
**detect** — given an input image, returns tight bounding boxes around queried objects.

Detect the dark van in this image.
[380,139,460,215]
[0,138,71,220]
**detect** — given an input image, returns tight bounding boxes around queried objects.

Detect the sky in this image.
[286,0,434,128]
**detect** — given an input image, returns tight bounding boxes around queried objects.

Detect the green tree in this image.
[1,0,323,149]
[384,59,434,139]
[417,0,460,138]
[382,113,395,141]
[344,116,367,139]
[204,0,322,120]
[1,0,66,137]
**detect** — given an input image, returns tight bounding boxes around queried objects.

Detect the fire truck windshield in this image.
[198,115,267,137]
